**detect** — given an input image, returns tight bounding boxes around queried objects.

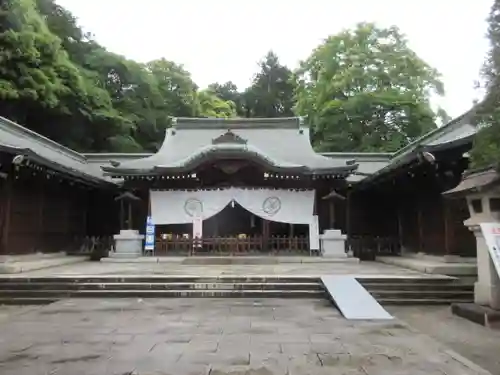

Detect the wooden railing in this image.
[153,235,311,256]
[347,236,400,260]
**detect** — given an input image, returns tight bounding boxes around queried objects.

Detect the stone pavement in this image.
[0,299,491,375]
[17,259,434,278]
[388,306,500,375]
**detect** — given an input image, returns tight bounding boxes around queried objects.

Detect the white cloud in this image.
[56,0,492,118]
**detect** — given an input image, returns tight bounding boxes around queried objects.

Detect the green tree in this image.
[0,0,129,151]
[294,23,444,152]
[243,51,295,118]
[197,90,237,118]
[0,0,84,121]
[207,81,244,115]
[470,0,500,168]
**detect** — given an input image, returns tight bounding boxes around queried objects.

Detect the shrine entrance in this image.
[151,189,312,256]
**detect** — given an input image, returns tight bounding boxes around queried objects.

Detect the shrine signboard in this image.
[480,222,500,278]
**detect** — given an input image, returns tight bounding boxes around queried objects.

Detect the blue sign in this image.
[145,216,155,251]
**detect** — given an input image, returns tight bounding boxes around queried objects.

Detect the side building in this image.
[0,117,119,255]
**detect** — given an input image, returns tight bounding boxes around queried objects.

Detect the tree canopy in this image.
[294,23,445,153]
[470,0,500,169]
[0,1,449,154]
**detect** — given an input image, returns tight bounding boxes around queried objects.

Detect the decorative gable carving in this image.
[212,130,247,145]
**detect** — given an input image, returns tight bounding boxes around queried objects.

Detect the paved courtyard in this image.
[388,306,500,375]
[0,298,491,375]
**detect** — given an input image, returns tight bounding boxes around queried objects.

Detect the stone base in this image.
[111,230,144,259]
[377,256,478,276]
[320,229,348,258]
[451,303,500,328]
[474,282,500,310]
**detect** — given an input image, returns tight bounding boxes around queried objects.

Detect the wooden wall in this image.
[346,161,476,257]
[0,165,119,255]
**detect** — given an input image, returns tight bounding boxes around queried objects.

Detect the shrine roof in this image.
[352,109,478,187]
[321,152,392,182]
[443,166,500,197]
[101,117,359,176]
[0,116,115,186]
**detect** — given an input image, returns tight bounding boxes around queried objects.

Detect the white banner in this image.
[309,215,320,250]
[150,187,315,226]
[150,189,234,224]
[232,188,314,225]
[480,222,500,279]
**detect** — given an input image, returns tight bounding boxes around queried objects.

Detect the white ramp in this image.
[321,276,393,320]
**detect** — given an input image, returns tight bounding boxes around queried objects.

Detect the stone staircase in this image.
[358,277,474,305]
[0,276,474,305]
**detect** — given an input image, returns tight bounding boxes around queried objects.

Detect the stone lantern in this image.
[444,166,500,314]
[111,191,144,259]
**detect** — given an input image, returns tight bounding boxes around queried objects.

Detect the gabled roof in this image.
[0,116,115,186]
[101,117,358,176]
[351,110,478,187]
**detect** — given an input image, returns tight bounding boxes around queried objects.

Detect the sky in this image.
[56,0,493,119]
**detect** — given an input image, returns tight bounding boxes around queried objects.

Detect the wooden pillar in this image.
[262,219,270,251]
[397,206,404,251]
[119,200,125,229]
[127,201,133,230]
[346,190,351,238]
[37,178,45,251]
[0,174,13,254]
[417,200,424,253]
[329,200,335,229]
[444,200,451,255]
[147,190,152,218]
[81,189,88,236]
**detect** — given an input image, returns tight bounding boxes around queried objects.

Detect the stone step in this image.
[0,298,57,305]
[379,298,474,305]
[0,289,327,299]
[369,290,473,299]
[0,276,320,284]
[361,283,473,291]
[0,282,323,291]
[356,277,464,285]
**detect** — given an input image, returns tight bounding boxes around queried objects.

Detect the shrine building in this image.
[0,113,479,259]
[101,117,358,256]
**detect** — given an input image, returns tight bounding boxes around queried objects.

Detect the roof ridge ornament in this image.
[212,129,248,145]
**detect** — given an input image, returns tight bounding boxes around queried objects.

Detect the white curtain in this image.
[150,189,234,224]
[150,187,315,226]
[232,188,314,225]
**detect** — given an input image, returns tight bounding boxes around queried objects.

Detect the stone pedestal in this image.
[111,230,144,259]
[320,229,347,258]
